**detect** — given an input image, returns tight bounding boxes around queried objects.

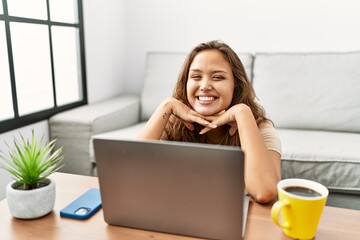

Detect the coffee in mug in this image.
[284,186,322,197]
[271,178,329,240]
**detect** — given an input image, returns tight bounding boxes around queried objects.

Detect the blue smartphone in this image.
[60,188,102,220]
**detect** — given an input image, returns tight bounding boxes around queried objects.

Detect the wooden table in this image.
[1,172,359,239]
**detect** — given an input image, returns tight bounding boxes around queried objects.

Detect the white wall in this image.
[83,0,126,104]
[78,0,360,103]
[121,0,360,93]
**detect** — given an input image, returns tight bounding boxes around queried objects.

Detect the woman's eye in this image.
[213,75,225,80]
[191,75,201,80]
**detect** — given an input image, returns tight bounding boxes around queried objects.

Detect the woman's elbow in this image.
[252,186,278,204]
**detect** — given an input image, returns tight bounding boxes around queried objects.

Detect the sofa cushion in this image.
[140,52,254,121]
[253,52,360,132]
[279,128,360,193]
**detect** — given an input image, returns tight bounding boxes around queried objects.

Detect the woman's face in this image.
[186,50,234,116]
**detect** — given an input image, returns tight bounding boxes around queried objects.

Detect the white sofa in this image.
[49,51,360,196]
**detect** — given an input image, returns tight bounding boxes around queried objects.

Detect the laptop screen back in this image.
[94,139,245,240]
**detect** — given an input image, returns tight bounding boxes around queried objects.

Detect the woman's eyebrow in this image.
[212,70,227,74]
[189,69,228,74]
[189,68,202,72]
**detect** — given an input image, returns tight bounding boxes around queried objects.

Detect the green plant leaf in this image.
[0,129,64,189]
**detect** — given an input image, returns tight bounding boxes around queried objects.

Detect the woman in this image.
[138,40,281,203]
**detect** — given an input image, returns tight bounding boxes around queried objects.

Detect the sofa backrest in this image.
[140,52,254,120]
[252,52,360,132]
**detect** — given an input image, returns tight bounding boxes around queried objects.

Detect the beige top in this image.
[259,121,282,155]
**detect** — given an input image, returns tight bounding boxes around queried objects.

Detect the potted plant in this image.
[0,130,64,219]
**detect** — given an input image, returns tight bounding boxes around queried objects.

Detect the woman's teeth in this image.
[198,96,215,101]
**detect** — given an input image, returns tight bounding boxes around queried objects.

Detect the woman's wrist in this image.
[160,97,175,118]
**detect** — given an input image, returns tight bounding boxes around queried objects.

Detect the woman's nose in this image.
[200,79,212,91]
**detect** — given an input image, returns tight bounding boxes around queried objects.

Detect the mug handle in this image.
[271,199,291,229]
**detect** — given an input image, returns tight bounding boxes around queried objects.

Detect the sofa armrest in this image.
[89,94,141,134]
[50,94,140,135]
[49,94,140,175]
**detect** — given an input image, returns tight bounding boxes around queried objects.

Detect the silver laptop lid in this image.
[94,139,245,240]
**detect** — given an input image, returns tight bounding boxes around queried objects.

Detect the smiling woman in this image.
[0,0,87,133]
[137,40,282,204]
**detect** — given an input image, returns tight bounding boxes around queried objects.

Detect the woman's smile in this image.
[197,95,218,103]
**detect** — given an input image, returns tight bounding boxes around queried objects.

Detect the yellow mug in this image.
[271,178,329,240]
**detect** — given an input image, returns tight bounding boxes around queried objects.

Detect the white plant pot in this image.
[6,178,56,219]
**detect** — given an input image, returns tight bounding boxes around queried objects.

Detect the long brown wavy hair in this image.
[161,40,269,146]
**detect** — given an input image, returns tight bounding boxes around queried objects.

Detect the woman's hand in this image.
[137,97,216,140]
[170,98,218,131]
[199,103,249,135]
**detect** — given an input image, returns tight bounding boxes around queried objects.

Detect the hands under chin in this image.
[182,105,242,136]
[198,109,238,136]
[173,100,247,136]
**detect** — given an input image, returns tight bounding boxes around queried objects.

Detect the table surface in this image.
[1,172,360,240]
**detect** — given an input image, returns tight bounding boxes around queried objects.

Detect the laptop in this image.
[93,139,249,240]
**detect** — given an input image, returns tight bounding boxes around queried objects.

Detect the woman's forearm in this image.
[235,105,281,203]
[137,98,173,140]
